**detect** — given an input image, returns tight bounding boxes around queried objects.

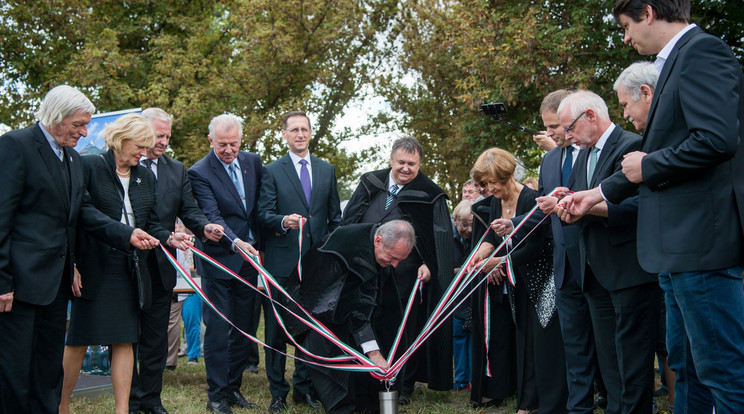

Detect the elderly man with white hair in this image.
[614,62,658,132]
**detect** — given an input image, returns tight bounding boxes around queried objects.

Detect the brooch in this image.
[136,178,141,185]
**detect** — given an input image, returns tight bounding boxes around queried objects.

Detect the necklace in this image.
[116,167,131,177]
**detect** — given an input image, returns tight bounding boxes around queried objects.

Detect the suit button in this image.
[308,215,312,219]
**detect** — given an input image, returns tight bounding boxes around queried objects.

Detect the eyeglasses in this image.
[287,127,310,135]
[564,111,586,134]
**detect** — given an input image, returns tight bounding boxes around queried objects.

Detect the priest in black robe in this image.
[282,221,415,413]
[342,136,455,401]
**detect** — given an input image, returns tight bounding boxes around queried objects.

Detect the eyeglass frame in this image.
[564,111,587,134]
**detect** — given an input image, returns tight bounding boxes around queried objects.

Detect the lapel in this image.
[280,154,308,210]
[208,150,244,212]
[644,26,702,142]
[64,148,80,221]
[590,125,622,187]
[309,155,321,210]
[544,147,563,190]
[155,155,168,197]
[238,152,257,216]
[571,149,589,191]
[34,128,70,214]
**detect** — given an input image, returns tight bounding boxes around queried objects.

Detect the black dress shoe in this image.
[268,396,287,414]
[207,399,233,414]
[144,405,169,414]
[397,393,411,405]
[595,395,608,409]
[293,393,321,409]
[244,364,259,374]
[227,391,259,409]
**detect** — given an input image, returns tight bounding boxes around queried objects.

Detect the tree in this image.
[0,0,399,190]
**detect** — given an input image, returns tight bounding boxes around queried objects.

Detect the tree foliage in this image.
[0,0,398,187]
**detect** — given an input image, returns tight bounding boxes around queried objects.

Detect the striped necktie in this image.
[385,184,399,210]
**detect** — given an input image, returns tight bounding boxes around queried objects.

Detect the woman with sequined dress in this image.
[469,147,567,414]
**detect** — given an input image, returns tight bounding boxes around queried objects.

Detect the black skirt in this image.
[67,252,138,345]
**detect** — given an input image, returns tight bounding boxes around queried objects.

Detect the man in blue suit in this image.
[188,114,262,414]
[570,1,744,411]
[0,85,158,414]
[257,111,341,413]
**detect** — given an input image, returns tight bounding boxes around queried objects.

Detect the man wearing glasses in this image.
[555,90,659,414]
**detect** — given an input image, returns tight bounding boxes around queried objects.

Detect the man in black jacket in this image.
[342,136,454,402]
[129,108,224,414]
[284,220,415,413]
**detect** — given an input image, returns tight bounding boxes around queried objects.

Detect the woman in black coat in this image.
[469,148,567,413]
[59,114,192,414]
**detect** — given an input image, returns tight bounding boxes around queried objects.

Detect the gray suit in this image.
[257,153,341,399]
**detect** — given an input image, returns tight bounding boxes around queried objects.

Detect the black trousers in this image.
[130,270,171,410]
[202,263,258,401]
[584,266,659,414]
[0,271,70,414]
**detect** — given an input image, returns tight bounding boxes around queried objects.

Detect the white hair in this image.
[34,85,95,127]
[557,90,610,122]
[141,107,173,125]
[208,114,242,139]
[614,62,658,101]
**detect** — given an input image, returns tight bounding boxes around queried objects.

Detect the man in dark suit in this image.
[343,136,454,404]
[569,2,744,411]
[257,110,341,413]
[129,108,225,414]
[555,90,659,414]
[0,85,159,414]
[188,114,262,414]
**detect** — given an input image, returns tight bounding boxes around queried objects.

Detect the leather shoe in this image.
[207,399,233,414]
[143,405,169,414]
[227,391,258,409]
[244,364,259,374]
[293,393,321,409]
[398,393,411,405]
[595,395,608,409]
[268,396,287,414]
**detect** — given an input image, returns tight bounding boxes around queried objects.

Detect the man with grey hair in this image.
[283,220,415,413]
[129,108,224,414]
[188,114,262,414]
[343,136,454,404]
[614,62,658,132]
[0,85,159,413]
[555,90,659,413]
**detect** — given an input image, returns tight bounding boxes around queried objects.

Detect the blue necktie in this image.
[229,163,246,211]
[385,184,399,210]
[561,148,573,186]
[299,159,311,206]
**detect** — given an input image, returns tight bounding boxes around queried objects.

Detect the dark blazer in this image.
[148,154,210,290]
[76,151,172,298]
[571,125,656,291]
[534,146,581,289]
[0,124,131,305]
[258,153,342,279]
[188,150,262,278]
[603,26,744,274]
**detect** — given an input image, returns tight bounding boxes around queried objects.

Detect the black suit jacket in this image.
[258,153,341,279]
[0,124,131,305]
[188,150,262,278]
[76,151,172,298]
[571,125,656,291]
[148,154,210,290]
[602,26,744,273]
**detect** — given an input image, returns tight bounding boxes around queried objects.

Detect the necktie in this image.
[385,184,399,210]
[229,163,246,211]
[299,159,311,206]
[587,147,599,187]
[561,147,573,186]
[143,158,157,179]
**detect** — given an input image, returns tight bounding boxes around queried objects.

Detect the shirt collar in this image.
[38,122,63,158]
[594,123,616,151]
[388,171,404,191]
[655,23,697,72]
[288,151,311,165]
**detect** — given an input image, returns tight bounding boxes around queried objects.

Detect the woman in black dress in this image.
[469,148,567,413]
[59,114,192,414]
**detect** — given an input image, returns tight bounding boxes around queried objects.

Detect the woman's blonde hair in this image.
[104,113,155,151]
[471,147,516,185]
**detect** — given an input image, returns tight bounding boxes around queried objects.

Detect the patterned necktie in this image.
[561,147,573,186]
[587,147,599,187]
[299,159,311,206]
[229,163,246,211]
[385,184,399,210]
[143,158,157,179]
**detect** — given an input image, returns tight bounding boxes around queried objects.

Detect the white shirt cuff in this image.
[361,340,379,354]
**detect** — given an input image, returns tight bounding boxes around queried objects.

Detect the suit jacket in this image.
[0,124,131,305]
[188,150,262,279]
[571,125,656,291]
[258,153,341,279]
[603,26,744,274]
[148,154,210,290]
[76,151,172,298]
